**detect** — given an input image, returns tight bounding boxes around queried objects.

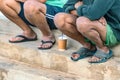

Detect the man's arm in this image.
[15,0,26,2]
[63,0,80,13]
[70,1,83,16]
[74,1,83,9]
[38,0,46,3]
[76,0,115,20]
[15,0,46,3]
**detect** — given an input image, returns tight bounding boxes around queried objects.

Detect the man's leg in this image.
[76,17,110,62]
[0,0,36,42]
[24,0,55,49]
[54,13,96,60]
[54,13,96,49]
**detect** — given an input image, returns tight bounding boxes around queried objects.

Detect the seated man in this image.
[54,0,120,63]
[0,0,67,50]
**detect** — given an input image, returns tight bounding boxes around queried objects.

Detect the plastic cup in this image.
[58,35,67,51]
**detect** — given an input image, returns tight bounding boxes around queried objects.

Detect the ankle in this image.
[23,30,36,37]
[42,34,55,41]
[97,47,109,53]
[83,42,96,51]
[43,33,55,38]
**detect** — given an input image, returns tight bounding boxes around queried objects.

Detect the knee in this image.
[0,0,19,14]
[54,13,66,29]
[54,13,74,30]
[76,17,90,34]
[1,0,12,7]
[24,1,41,16]
[3,0,10,5]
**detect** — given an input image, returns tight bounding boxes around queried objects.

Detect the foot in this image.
[9,32,37,43]
[38,35,56,50]
[88,49,113,63]
[71,47,97,61]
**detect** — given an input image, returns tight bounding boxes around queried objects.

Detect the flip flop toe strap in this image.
[38,40,56,50]
[16,35,29,40]
[92,49,113,63]
[94,49,113,59]
[9,35,37,43]
[16,35,37,40]
[71,47,96,61]
[75,47,96,56]
[41,40,55,44]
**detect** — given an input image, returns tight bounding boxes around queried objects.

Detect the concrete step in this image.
[0,57,81,80]
[0,12,120,80]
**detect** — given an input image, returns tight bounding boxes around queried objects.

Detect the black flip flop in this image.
[9,35,37,43]
[38,40,56,50]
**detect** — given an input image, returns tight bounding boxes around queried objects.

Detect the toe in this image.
[71,54,80,59]
[9,37,24,42]
[88,56,101,63]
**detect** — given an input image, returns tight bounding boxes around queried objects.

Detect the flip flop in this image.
[71,47,97,61]
[9,35,37,43]
[88,49,113,63]
[38,40,56,50]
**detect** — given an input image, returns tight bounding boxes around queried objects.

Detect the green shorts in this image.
[105,24,118,47]
[85,24,118,47]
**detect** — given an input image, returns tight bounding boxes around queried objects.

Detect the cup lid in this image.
[58,35,67,39]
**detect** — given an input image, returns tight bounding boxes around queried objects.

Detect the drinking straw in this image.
[62,33,63,39]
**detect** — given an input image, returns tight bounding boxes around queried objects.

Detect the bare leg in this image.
[76,17,109,62]
[0,0,36,42]
[54,13,97,59]
[54,13,95,49]
[24,0,55,49]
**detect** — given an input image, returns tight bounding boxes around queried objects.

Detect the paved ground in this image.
[0,12,120,80]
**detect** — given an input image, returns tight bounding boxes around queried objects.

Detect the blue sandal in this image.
[88,49,113,63]
[71,47,97,61]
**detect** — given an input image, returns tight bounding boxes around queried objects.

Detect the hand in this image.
[70,10,78,16]
[15,0,26,2]
[26,0,46,3]
[98,17,107,26]
[39,0,46,3]
[75,1,83,9]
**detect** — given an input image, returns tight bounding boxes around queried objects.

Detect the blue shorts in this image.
[45,4,64,29]
[18,2,64,29]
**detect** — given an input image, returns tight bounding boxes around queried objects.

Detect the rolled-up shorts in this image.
[105,24,119,47]
[85,24,119,47]
[18,2,64,29]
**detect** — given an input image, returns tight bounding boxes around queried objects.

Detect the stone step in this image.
[0,51,120,80]
[0,12,120,80]
[0,57,81,80]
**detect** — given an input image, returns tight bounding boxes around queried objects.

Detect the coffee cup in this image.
[58,35,67,51]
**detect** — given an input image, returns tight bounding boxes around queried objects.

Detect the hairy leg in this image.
[24,0,55,48]
[0,0,36,42]
[54,13,95,49]
[76,17,109,62]
[54,13,97,60]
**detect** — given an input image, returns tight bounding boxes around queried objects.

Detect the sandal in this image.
[71,47,97,61]
[9,35,37,43]
[88,49,113,63]
[38,40,56,50]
